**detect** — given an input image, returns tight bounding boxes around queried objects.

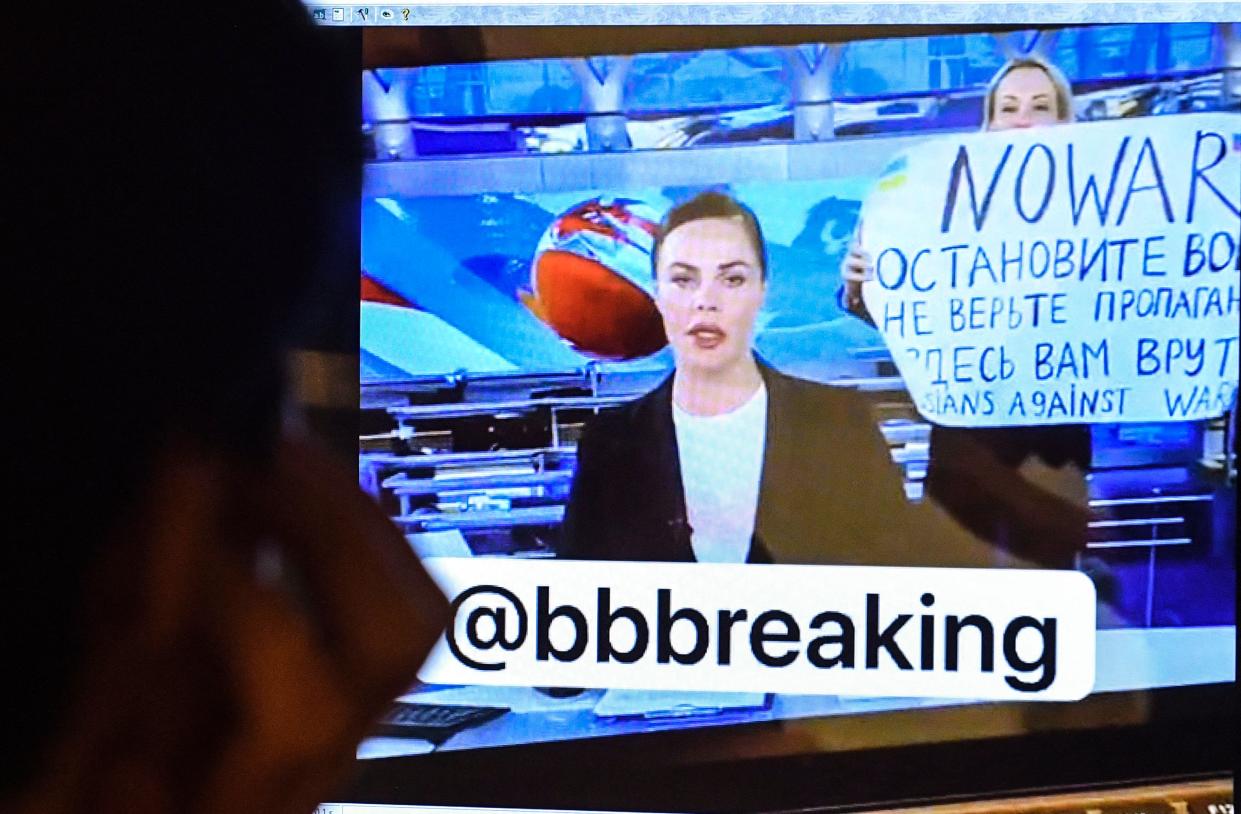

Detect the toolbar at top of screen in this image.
[304,1,1239,25]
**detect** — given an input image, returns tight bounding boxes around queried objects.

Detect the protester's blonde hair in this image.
[981,55,1075,131]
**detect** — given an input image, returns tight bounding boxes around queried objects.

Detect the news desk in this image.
[358,625,1234,759]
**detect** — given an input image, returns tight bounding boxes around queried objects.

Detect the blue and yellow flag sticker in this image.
[877,154,909,192]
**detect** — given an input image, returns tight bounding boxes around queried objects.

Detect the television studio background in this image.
[357,22,1237,639]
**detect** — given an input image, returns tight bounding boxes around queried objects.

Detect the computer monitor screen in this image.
[353,17,1237,785]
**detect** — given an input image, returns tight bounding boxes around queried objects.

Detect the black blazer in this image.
[560,360,999,568]
[838,281,1091,567]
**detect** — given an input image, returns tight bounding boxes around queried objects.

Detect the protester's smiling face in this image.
[990,66,1062,131]
[655,216,766,375]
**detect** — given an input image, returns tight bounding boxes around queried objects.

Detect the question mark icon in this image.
[401,7,410,20]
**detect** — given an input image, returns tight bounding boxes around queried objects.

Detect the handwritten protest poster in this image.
[861,112,1240,427]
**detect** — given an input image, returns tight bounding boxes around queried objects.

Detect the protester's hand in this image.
[840,223,873,315]
[21,430,449,814]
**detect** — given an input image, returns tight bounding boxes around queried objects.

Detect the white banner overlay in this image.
[417,559,1097,702]
[861,111,1240,428]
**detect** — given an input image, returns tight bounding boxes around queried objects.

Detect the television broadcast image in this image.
[346,16,1238,810]
[13,6,1241,814]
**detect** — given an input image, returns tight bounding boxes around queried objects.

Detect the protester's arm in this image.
[838,222,876,325]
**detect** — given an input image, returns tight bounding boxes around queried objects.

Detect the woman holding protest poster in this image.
[839,55,1093,570]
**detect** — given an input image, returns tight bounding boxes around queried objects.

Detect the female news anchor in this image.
[560,191,997,568]
[839,56,1093,569]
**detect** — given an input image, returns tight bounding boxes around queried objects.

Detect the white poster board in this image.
[861,112,1240,427]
